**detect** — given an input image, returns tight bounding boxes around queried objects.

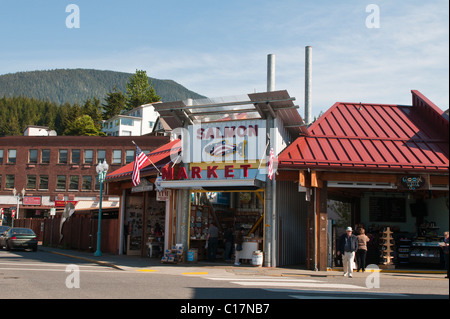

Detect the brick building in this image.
[0,135,169,220]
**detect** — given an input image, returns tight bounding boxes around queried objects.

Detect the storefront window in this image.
[189,191,264,261]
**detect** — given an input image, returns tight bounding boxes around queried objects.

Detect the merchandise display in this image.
[189,191,264,261]
[161,244,185,263]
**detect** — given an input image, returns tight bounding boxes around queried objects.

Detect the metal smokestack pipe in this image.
[267,54,275,92]
[305,46,312,125]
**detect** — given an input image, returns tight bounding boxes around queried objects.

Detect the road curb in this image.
[44,249,123,270]
[327,267,446,275]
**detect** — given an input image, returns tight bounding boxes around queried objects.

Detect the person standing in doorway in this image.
[206,222,219,262]
[356,228,370,272]
[337,227,358,278]
[224,227,234,262]
[234,227,244,266]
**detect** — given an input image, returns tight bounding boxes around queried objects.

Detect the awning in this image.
[105,139,181,182]
[75,200,120,211]
[278,91,449,173]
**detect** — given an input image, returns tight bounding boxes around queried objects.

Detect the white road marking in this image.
[230,281,366,289]
[0,267,121,273]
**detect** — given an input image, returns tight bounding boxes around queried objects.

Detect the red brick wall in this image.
[0,135,169,199]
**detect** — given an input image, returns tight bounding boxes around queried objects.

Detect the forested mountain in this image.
[0,69,205,105]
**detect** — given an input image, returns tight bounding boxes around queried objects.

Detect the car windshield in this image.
[0,226,10,233]
[10,228,35,235]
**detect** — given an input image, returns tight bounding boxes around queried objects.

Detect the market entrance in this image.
[327,184,449,270]
[188,189,265,263]
[123,189,166,257]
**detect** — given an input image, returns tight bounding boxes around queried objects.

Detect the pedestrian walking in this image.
[206,222,219,262]
[234,227,244,266]
[224,227,234,262]
[337,227,358,278]
[356,228,370,272]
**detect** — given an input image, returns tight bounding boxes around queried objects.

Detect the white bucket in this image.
[252,250,263,267]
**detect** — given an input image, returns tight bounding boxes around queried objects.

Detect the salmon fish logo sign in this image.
[203,139,246,158]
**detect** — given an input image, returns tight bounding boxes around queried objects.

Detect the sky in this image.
[0,0,448,117]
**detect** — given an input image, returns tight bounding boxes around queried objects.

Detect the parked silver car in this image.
[0,227,38,251]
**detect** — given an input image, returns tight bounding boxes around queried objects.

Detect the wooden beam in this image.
[311,170,323,188]
[320,172,397,183]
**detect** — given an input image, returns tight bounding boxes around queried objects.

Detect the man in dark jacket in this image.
[337,227,358,278]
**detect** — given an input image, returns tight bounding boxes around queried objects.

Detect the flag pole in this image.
[132,140,161,174]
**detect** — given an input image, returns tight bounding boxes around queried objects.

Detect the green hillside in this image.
[0,69,205,104]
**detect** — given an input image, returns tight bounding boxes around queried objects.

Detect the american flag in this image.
[268,148,274,180]
[132,144,150,187]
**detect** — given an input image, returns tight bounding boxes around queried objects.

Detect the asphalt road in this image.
[1,248,448,302]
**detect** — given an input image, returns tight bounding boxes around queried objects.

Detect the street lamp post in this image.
[12,188,26,227]
[94,160,109,257]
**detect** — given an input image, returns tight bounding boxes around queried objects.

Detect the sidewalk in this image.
[39,246,447,277]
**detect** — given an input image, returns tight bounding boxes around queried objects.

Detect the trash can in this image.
[252,250,263,267]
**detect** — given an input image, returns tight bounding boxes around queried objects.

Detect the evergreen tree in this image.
[125,70,161,110]
[102,86,126,119]
[82,97,103,130]
[63,115,106,136]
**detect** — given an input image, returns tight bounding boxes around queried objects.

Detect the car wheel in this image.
[6,241,11,251]
[32,245,38,252]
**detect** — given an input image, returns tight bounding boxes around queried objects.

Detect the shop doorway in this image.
[189,190,265,262]
[123,191,166,257]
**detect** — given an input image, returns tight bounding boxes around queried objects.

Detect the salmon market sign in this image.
[164,120,269,181]
[182,120,267,163]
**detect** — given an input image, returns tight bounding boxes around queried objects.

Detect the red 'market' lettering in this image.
[240,164,251,178]
[224,165,234,178]
[162,167,173,180]
[207,166,218,178]
[191,166,202,179]
[176,167,188,180]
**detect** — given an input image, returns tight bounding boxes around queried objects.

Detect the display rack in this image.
[380,227,395,269]
[409,241,442,265]
[397,238,412,265]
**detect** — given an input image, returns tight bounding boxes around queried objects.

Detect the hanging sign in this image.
[157,190,171,201]
[23,196,42,206]
[399,175,427,190]
[55,200,78,207]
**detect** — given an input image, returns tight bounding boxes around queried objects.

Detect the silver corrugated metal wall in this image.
[276,181,308,266]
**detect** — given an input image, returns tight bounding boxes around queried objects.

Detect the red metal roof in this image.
[105,139,181,181]
[278,91,449,173]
